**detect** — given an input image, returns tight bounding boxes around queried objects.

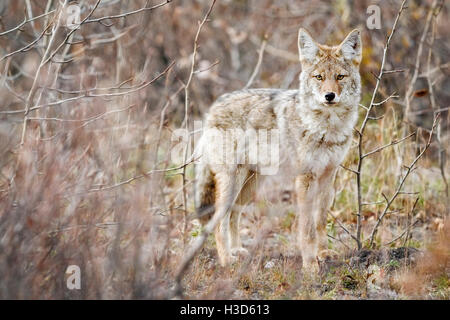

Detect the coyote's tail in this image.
[194,139,215,220]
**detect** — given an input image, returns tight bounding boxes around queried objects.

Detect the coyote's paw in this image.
[317,249,339,261]
[231,247,249,258]
[217,252,234,267]
[300,251,319,273]
[302,260,319,274]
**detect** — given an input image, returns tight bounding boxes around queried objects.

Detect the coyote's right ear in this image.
[338,29,362,64]
[298,28,319,64]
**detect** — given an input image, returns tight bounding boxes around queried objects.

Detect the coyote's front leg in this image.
[295,173,318,270]
[315,168,337,261]
[295,168,336,271]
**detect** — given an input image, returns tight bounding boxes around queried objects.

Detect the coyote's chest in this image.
[279,104,355,176]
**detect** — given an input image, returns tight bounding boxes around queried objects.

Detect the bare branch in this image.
[362,132,415,158]
[2,61,175,115]
[372,92,399,106]
[328,211,359,243]
[0,17,55,62]
[83,0,172,25]
[384,197,419,246]
[354,0,408,249]
[340,164,359,175]
[244,35,268,89]
[369,114,440,247]
[0,9,56,37]
[85,157,199,194]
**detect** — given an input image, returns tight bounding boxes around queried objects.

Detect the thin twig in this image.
[83,0,172,24]
[384,197,419,246]
[362,132,415,158]
[0,9,56,37]
[84,157,199,194]
[328,234,350,250]
[328,211,359,243]
[2,61,175,115]
[244,35,268,89]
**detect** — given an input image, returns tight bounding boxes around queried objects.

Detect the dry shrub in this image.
[395,219,450,298]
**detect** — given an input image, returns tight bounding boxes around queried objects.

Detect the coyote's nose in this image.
[325,92,335,102]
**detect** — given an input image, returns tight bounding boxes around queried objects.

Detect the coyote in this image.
[194,29,362,270]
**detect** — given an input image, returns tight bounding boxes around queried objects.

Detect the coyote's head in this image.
[297,29,362,108]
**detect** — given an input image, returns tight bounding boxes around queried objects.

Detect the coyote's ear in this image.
[298,28,319,64]
[338,29,362,64]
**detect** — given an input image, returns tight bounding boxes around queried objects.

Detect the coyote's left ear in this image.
[338,29,362,65]
[298,28,319,65]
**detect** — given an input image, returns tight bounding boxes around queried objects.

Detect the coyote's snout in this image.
[194,28,362,271]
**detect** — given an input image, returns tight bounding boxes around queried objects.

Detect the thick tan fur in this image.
[195,29,362,270]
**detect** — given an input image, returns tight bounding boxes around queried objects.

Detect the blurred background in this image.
[0,0,448,299]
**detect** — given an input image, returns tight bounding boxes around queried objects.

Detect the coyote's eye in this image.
[314,75,323,81]
[336,74,345,80]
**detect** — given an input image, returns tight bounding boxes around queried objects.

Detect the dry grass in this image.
[394,220,449,299]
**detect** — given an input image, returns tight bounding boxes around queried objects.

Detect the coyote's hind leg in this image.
[229,171,256,258]
[214,168,252,265]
